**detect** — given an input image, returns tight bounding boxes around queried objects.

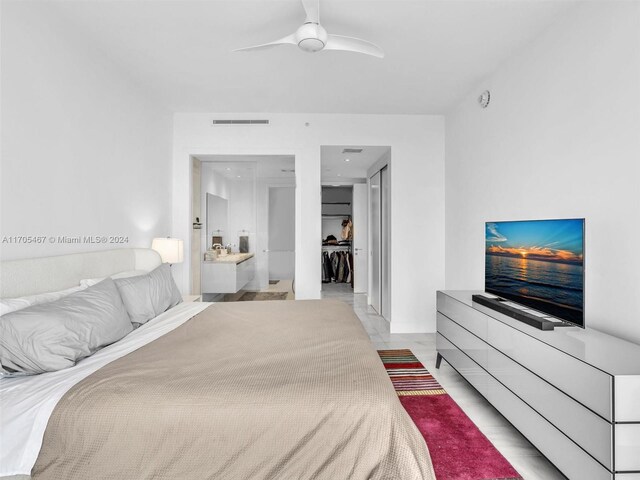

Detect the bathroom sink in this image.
[206,252,254,264]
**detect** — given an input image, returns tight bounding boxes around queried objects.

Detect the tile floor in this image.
[321,282,567,480]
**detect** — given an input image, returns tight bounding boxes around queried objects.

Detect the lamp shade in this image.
[151,237,184,264]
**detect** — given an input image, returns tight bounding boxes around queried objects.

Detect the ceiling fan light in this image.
[234,2,382,58]
[298,37,325,52]
[295,23,327,52]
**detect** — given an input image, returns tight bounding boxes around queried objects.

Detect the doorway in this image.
[321,185,356,294]
[191,155,296,301]
[320,145,390,319]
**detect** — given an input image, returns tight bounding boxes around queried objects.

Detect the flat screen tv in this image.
[485,218,585,327]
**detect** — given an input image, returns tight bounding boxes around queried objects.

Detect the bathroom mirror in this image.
[206,193,228,247]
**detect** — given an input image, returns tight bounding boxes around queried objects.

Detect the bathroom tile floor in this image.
[321,282,566,480]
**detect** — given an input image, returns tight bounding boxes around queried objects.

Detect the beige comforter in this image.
[32,300,434,480]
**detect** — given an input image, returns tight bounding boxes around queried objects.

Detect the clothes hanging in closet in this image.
[321,250,354,284]
[331,252,340,280]
[322,252,332,283]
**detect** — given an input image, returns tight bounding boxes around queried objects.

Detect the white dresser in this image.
[436,291,640,480]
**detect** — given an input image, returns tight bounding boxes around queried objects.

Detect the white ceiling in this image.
[321,145,389,181]
[50,0,580,114]
[198,154,295,179]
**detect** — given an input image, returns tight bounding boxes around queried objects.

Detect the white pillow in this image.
[80,270,148,288]
[0,285,86,317]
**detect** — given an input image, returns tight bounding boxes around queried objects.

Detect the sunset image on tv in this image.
[485,219,584,326]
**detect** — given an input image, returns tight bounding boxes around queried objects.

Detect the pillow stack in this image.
[0,279,132,376]
[0,264,182,377]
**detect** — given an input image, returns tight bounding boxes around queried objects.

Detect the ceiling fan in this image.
[234,0,384,59]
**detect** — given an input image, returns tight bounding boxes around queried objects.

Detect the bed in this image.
[0,249,435,480]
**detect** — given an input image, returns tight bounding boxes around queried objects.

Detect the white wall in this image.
[321,186,352,241]
[173,113,445,332]
[199,165,256,253]
[322,218,345,241]
[0,2,173,260]
[445,2,640,342]
[191,158,201,294]
[227,179,256,251]
[201,165,229,202]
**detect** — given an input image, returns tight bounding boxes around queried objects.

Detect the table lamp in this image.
[151,237,184,266]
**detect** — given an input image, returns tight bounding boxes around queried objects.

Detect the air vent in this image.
[281,169,295,173]
[342,148,363,154]
[212,119,270,125]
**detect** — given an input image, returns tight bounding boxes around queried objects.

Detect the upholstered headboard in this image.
[0,248,162,298]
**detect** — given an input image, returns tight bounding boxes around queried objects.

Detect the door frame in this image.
[367,156,391,321]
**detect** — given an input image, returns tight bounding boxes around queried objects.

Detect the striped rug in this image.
[378,349,446,396]
[378,349,523,480]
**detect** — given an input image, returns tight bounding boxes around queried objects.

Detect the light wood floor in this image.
[321,282,567,480]
[224,279,295,301]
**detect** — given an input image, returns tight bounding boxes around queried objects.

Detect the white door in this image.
[268,186,296,281]
[369,171,381,314]
[352,184,368,293]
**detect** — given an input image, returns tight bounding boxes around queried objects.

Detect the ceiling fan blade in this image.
[325,34,384,58]
[234,33,297,52]
[301,0,320,24]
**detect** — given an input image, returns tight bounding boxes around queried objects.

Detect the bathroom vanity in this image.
[201,253,255,294]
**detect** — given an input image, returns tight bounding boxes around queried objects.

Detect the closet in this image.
[321,186,354,287]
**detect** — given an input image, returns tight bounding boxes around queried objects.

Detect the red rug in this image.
[379,349,522,480]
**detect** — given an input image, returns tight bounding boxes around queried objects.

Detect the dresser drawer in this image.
[437,292,488,341]
[615,424,640,471]
[487,345,613,469]
[487,318,612,420]
[487,376,612,480]
[441,311,613,468]
[437,333,489,397]
[615,376,640,422]
[437,313,489,370]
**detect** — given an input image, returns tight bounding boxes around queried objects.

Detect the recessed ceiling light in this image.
[344,158,350,162]
[226,167,231,171]
[337,174,341,176]
[237,175,241,178]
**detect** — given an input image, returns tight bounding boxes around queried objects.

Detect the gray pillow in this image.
[0,278,132,376]
[112,274,156,326]
[115,263,182,327]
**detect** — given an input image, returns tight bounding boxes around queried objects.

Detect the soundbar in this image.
[471,294,557,331]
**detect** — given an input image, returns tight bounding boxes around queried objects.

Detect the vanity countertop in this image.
[204,252,254,265]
